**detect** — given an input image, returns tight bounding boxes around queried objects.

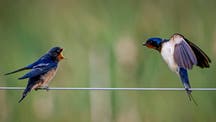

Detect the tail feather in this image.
[186,89,198,106]
[5,67,29,75]
[179,67,198,106]
[18,85,32,103]
[179,67,191,89]
[18,93,27,103]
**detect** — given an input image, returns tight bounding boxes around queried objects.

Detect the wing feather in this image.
[184,38,211,68]
[18,63,57,79]
[174,40,197,69]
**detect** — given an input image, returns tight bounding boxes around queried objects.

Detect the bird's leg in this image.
[33,84,40,91]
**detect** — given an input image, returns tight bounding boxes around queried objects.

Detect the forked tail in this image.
[179,67,198,106]
[186,89,198,106]
[18,85,32,103]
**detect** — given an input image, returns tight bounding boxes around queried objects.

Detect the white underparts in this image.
[160,41,178,73]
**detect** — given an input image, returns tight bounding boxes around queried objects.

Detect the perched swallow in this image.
[5,47,64,103]
[143,33,211,104]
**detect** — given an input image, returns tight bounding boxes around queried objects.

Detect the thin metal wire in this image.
[0,87,215,91]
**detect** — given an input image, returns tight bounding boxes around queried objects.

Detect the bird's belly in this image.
[161,43,178,72]
[40,68,57,86]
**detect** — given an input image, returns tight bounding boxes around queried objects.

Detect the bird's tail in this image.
[4,67,29,75]
[179,67,198,106]
[18,84,32,103]
[186,89,198,106]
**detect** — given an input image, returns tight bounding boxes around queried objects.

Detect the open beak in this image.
[143,42,147,46]
[58,48,64,60]
[143,42,154,49]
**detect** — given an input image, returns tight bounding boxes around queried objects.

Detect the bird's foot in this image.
[34,86,49,91]
[43,86,49,91]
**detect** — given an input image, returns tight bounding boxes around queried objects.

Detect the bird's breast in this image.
[161,42,178,72]
[40,68,57,86]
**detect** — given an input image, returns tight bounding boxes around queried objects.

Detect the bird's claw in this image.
[43,86,49,91]
[34,86,49,91]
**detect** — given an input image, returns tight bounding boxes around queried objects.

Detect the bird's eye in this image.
[56,49,60,53]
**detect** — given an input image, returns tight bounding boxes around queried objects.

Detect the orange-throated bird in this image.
[5,47,64,103]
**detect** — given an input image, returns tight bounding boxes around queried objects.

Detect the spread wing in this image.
[174,39,197,69]
[18,63,57,80]
[184,38,211,68]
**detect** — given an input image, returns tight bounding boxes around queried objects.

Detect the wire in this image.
[0,87,215,91]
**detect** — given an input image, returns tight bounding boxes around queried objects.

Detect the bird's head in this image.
[143,38,163,52]
[48,47,64,61]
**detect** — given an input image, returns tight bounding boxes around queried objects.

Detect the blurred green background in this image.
[0,0,216,122]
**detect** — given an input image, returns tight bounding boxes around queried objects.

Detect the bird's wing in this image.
[184,38,211,68]
[4,67,30,75]
[173,38,197,69]
[4,54,50,75]
[26,54,50,68]
[18,62,57,80]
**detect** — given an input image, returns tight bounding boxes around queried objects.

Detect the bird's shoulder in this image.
[26,54,54,69]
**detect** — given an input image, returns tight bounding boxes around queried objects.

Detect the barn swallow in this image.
[5,47,64,103]
[143,33,211,104]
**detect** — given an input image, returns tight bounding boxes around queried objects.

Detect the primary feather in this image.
[184,38,211,68]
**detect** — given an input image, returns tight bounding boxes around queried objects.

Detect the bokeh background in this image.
[0,0,216,122]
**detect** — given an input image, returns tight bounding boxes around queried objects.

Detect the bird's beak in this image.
[143,42,147,46]
[58,48,64,60]
[143,42,154,49]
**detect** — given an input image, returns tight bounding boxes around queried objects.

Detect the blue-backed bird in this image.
[5,47,64,103]
[143,33,211,104]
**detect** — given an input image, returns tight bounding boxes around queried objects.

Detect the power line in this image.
[0,87,216,91]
